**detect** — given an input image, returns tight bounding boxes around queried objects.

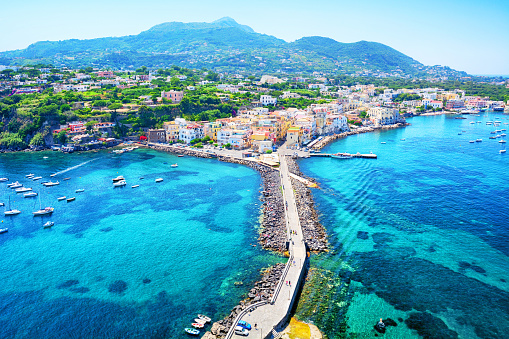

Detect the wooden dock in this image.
[311,152,377,159]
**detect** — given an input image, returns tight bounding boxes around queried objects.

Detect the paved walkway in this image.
[230,146,307,339]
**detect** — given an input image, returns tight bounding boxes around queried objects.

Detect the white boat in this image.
[155,178,163,182]
[43,181,60,187]
[469,121,475,124]
[57,196,66,201]
[131,185,139,188]
[24,192,38,198]
[197,314,211,322]
[33,207,54,216]
[26,173,34,178]
[8,182,23,189]
[0,228,8,234]
[113,180,127,187]
[476,139,482,142]
[171,164,178,168]
[43,221,55,228]
[500,150,506,154]
[0,178,8,182]
[194,318,207,325]
[4,196,21,216]
[15,187,32,193]
[112,176,125,182]
[469,140,475,143]
[381,142,386,144]
[499,140,506,143]
[331,154,353,159]
[32,176,43,181]
[76,189,85,193]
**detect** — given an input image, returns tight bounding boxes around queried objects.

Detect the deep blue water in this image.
[0,149,280,338]
[299,113,509,338]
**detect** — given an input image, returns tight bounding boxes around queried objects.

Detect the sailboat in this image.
[4,196,21,216]
[33,192,54,216]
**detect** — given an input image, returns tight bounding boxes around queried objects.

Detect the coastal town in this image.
[0,65,508,153]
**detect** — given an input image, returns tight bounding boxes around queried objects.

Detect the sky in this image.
[1,0,508,75]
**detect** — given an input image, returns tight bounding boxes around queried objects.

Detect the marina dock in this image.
[311,152,378,159]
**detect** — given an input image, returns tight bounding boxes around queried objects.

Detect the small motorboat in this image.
[191,323,204,329]
[0,228,8,234]
[184,328,200,336]
[63,177,71,181]
[33,207,54,216]
[76,189,85,193]
[0,202,3,206]
[43,221,55,228]
[197,314,211,323]
[500,150,506,153]
[8,182,23,189]
[132,185,139,188]
[171,164,178,168]
[380,142,386,144]
[67,197,76,202]
[43,181,60,187]
[32,176,43,181]
[469,140,475,143]
[500,140,506,143]
[113,180,127,187]
[178,155,184,157]
[58,196,66,201]
[194,318,207,324]
[24,192,38,198]
[26,173,34,178]
[16,187,33,193]
[0,178,8,182]
[155,178,163,183]
[476,139,482,142]
[50,173,57,177]
[112,176,125,182]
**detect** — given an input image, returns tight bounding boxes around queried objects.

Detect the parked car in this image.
[234,326,249,336]
[237,320,252,330]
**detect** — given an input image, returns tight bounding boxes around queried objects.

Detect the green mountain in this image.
[0,17,466,77]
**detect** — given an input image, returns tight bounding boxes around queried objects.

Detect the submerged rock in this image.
[108,280,128,294]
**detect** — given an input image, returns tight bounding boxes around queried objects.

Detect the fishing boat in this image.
[155,178,163,182]
[32,176,43,181]
[57,196,66,201]
[67,197,76,202]
[131,185,139,188]
[43,181,60,187]
[171,164,178,168]
[4,197,21,216]
[15,187,33,193]
[197,314,211,322]
[0,178,8,182]
[24,192,38,198]
[43,221,55,228]
[0,228,8,234]
[191,323,204,329]
[112,176,125,182]
[76,189,85,193]
[113,180,127,187]
[184,328,200,336]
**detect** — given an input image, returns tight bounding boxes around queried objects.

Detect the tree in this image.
[224,143,232,149]
[54,130,67,144]
[29,132,45,146]
[108,103,123,112]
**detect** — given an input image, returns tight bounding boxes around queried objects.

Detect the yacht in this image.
[33,207,54,216]
[113,180,127,187]
[32,176,43,181]
[112,176,125,182]
[75,189,85,193]
[43,181,60,187]
[57,196,66,201]
[24,192,38,198]
[8,181,23,189]
[15,187,32,193]
[4,197,21,216]
[0,178,8,182]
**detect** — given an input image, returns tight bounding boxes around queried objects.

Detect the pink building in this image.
[161,90,184,103]
[97,71,114,78]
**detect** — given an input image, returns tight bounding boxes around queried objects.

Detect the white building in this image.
[368,107,403,126]
[260,95,277,106]
[179,124,204,143]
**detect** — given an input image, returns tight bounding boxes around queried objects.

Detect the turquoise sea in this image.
[299,113,509,338]
[0,149,281,338]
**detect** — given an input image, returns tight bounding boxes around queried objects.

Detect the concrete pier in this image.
[227,145,308,339]
[311,152,377,159]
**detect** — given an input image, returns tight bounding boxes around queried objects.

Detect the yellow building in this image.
[286,126,303,146]
[163,121,180,142]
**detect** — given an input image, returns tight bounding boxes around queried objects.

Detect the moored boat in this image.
[67,197,76,202]
[26,173,34,178]
[191,323,204,329]
[113,180,127,187]
[500,150,506,153]
[33,207,54,216]
[32,176,43,181]
[8,182,23,189]
[76,189,85,193]
[0,228,8,234]
[197,314,211,322]
[476,139,482,142]
[43,181,60,187]
[58,196,66,201]
[15,187,33,193]
[24,192,38,198]
[112,176,125,182]
[132,185,139,188]
[155,178,163,182]
[499,140,506,143]
[178,155,184,157]
[4,209,21,216]
[171,164,178,168]
[184,328,200,336]
[0,178,9,182]
[43,221,55,228]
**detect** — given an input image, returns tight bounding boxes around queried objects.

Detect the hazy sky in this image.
[1,0,508,75]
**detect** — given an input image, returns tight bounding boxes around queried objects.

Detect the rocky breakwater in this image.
[217,156,288,253]
[147,144,217,159]
[204,263,286,339]
[286,156,328,253]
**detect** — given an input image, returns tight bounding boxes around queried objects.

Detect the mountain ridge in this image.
[0,18,467,78]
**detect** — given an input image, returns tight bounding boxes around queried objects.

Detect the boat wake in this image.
[51,158,99,176]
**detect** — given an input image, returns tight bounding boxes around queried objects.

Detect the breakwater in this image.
[312,123,408,150]
[287,156,328,253]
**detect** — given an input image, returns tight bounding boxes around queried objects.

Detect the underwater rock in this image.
[357,231,369,240]
[405,312,458,339]
[70,287,90,294]
[57,280,79,289]
[143,278,151,284]
[108,280,128,294]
